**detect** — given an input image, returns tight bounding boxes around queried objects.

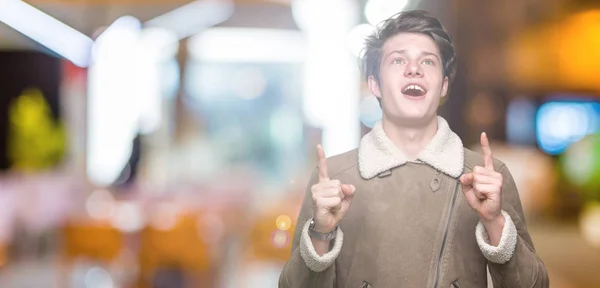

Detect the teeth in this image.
[403,85,425,92]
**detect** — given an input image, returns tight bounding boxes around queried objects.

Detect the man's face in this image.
[369,32,448,125]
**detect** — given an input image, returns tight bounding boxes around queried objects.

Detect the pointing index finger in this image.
[480,132,494,170]
[316,144,329,182]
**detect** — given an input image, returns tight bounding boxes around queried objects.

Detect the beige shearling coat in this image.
[279,116,549,288]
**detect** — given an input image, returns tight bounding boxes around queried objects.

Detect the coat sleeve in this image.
[476,164,549,287]
[279,168,342,288]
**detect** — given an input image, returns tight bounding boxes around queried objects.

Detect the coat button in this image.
[430,173,442,192]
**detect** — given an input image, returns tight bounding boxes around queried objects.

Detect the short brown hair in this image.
[362,10,456,85]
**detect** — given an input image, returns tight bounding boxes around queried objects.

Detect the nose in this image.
[404,61,423,78]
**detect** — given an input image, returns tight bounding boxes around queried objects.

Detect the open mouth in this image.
[401,84,427,97]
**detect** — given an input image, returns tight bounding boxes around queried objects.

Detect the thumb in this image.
[342,184,356,197]
[341,184,355,198]
[460,173,473,186]
[339,184,355,215]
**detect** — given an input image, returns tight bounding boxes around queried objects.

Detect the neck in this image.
[381,116,439,160]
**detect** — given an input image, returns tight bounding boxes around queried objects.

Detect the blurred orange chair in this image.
[59,220,125,287]
[137,212,214,288]
[62,221,123,262]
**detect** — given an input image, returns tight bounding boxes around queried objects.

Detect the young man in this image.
[279,10,549,288]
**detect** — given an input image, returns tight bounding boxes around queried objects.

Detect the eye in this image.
[393,58,405,65]
[422,59,434,65]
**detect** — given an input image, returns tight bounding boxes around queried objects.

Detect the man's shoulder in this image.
[325,148,359,178]
[463,147,506,171]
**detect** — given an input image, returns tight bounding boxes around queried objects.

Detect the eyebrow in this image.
[385,49,440,62]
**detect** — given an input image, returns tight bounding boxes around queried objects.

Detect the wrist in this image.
[309,219,338,241]
[481,213,505,232]
[308,219,336,256]
[312,219,337,234]
[311,237,331,247]
[310,235,332,256]
[480,212,506,247]
[481,212,503,225]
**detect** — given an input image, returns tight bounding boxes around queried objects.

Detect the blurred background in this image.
[0,0,599,287]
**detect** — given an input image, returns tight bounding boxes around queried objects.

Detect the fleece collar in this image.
[358,116,464,179]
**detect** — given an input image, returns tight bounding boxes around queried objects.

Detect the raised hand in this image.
[311,145,356,234]
[459,132,503,223]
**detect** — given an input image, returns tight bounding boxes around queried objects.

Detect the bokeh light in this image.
[536,101,600,155]
[109,202,144,233]
[561,134,600,198]
[364,0,409,26]
[292,0,359,33]
[347,24,376,58]
[84,266,114,288]
[275,215,292,231]
[270,230,290,249]
[85,189,116,220]
[556,10,600,91]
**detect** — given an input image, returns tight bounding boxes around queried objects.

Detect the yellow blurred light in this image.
[276,215,292,231]
[506,9,600,92]
[556,10,600,91]
[8,88,66,172]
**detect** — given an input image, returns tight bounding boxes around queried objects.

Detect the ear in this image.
[368,75,382,99]
[441,76,449,98]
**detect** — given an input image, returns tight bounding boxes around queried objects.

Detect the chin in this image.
[387,111,436,125]
[382,99,437,123]
[397,108,429,119]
